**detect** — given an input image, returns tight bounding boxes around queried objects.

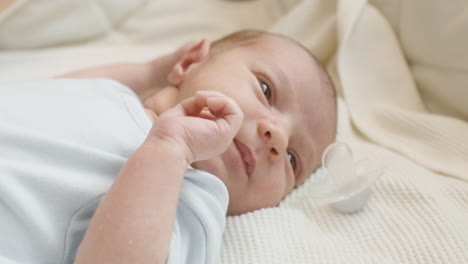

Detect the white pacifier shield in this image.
[307,142,383,213]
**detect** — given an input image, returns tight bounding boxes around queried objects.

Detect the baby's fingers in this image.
[179,90,226,116]
[207,96,242,124]
[202,92,243,134]
[179,96,204,117]
[179,90,243,133]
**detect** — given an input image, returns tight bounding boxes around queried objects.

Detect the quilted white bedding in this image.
[1,0,467,263]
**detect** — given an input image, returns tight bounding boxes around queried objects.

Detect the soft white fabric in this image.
[0,79,228,264]
[0,0,291,49]
[336,0,468,181]
[0,0,467,263]
[0,0,147,48]
[169,168,229,264]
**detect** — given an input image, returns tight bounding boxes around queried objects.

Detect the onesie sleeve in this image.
[166,168,229,264]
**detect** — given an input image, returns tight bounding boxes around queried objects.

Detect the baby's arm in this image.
[59,61,160,101]
[74,91,243,264]
[58,40,197,101]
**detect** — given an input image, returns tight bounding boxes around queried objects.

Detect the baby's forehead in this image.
[233,37,316,73]
[245,34,311,55]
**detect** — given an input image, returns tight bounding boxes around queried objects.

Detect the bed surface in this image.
[1,0,467,263]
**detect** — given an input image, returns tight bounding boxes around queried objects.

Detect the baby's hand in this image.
[147,91,244,163]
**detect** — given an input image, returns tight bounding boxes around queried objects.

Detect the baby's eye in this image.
[259,81,272,101]
[287,152,297,171]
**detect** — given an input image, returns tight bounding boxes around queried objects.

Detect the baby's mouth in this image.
[233,139,256,176]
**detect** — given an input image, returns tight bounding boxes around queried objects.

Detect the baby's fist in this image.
[148,91,244,163]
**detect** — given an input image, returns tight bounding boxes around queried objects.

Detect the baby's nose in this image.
[258,120,288,158]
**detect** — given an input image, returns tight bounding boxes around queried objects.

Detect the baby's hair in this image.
[211,29,337,142]
[210,30,266,55]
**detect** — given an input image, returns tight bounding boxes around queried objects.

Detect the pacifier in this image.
[307,142,384,213]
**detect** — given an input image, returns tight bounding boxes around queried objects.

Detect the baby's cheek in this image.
[262,172,289,202]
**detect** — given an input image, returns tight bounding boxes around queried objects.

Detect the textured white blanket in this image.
[0,0,466,263]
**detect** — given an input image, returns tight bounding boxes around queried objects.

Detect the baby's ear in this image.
[168,39,211,86]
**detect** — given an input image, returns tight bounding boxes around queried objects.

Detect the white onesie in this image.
[0,78,228,264]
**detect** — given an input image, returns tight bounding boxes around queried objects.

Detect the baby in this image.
[145,30,337,214]
[0,30,336,264]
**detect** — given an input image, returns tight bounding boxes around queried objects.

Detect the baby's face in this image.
[177,36,335,215]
